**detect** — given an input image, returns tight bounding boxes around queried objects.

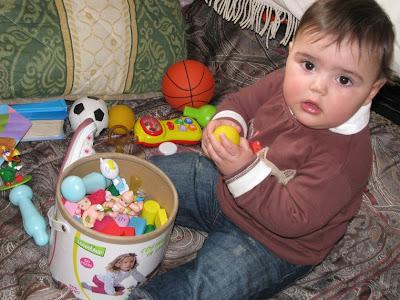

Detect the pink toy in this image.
[64,197,92,217]
[64,201,80,217]
[82,204,105,228]
[113,214,130,227]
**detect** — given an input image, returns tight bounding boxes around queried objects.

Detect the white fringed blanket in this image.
[205,0,400,76]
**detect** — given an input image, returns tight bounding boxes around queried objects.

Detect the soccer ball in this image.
[69,97,109,137]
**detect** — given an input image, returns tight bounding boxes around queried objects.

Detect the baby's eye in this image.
[302,61,315,71]
[337,76,352,86]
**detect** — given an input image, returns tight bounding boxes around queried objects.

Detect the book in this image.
[21,119,65,142]
[11,99,68,120]
[11,99,68,142]
[0,105,32,166]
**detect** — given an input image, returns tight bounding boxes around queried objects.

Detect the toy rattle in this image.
[9,184,49,246]
[99,158,129,194]
[183,104,217,127]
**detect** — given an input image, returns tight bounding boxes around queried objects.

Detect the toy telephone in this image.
[134,115,202,146]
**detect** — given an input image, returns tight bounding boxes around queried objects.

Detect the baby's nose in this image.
[309,76,328,95]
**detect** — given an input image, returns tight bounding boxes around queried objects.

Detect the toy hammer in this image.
[9,185,49,246]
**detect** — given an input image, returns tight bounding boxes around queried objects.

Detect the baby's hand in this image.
[202,119,254,176]
[202,119,241,157]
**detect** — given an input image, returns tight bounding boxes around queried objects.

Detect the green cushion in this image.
[0,0,187,101]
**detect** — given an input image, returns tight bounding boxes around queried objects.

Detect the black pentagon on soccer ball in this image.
[73,103,85,115]
[94,108,104,122]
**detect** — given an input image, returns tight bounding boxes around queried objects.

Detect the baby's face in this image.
[283,30,385,130]
[117,256,135,271]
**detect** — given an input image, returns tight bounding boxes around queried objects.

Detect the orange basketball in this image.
[162,60,215,111]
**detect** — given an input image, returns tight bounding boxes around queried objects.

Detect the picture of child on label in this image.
[81,253,145,296]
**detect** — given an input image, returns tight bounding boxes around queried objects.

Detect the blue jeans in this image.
[130,153,312,300]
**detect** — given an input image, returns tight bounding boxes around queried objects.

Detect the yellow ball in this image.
[213,125,240,145]
[108,105,135,134]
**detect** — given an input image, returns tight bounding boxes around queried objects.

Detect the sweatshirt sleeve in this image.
[221,135,372,238]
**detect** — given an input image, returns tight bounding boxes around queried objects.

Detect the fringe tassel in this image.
[204,0,298,47]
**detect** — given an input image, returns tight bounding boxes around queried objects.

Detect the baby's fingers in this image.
[219,135,240,157]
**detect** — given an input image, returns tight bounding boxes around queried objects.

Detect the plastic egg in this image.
[82,172,108,194]
[61,175,86,202]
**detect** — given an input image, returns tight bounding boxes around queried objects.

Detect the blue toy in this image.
[61,172,109,202]
[9,185,49,246]
[82,172,108,194]
[61,175,86,202]
[128,216,147,235]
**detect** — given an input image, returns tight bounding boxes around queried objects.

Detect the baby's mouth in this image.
[301,101,321,114]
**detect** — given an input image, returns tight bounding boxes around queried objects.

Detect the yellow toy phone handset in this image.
[134,115,202,147]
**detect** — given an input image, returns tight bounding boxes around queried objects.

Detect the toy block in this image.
[144,224,156,234]
[128,216,147,235]
[93,216,134,236]
[155,208,168,228]
[141,199,160,225]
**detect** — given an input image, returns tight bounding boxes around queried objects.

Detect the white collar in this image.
[329,103,371,135]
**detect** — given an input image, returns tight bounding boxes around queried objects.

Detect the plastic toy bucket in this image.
[48,153,178,299]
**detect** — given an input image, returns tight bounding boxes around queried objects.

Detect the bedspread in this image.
[0,1,399,299]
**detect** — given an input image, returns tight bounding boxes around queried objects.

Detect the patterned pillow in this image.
[0,0,187,102]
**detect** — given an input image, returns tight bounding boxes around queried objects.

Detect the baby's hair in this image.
[106,253,138,272]
[294,0,395,83]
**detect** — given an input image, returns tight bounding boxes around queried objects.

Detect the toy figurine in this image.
[82,204,105,228]
[102,190,144,217]
[99,158,129,194]
[121,190,144,216]
[0,147,21,185]
[102,194,128,218]
[64,197,92,217]
[0,146,32,190]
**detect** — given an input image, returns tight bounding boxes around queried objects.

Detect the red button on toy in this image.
[167,121,174,130]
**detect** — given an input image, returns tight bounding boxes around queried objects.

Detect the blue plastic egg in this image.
[82,172,107,194]
[61,175,86,202]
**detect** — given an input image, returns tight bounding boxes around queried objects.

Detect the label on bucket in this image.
[49,223,172,300]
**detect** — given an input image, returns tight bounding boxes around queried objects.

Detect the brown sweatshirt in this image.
[215,69,372,265]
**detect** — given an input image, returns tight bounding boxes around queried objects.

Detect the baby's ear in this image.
[364,78,386,105]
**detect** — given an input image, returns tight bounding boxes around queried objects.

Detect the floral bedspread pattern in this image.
[0,2,399,299]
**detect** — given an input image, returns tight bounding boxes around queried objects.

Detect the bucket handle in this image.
[47,205,70,233]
